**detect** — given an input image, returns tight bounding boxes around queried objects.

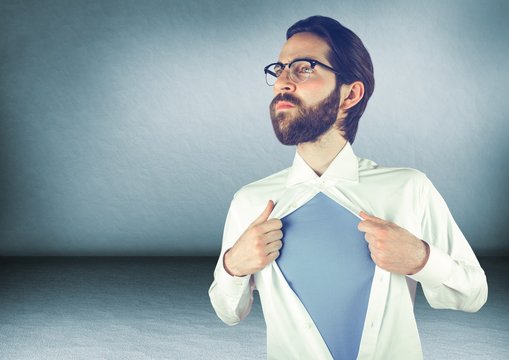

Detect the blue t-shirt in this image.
[276,192,375,359]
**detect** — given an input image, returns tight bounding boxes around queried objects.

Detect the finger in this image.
[265,229,283,243]
[357,219,380,233]
[369,250,378,265]
[265,240,283,254]
[359,211,386,224]
[364,232,377,244]
[357,220,367,232]
[258,219,283,234]
[267,250,280,262]
[251,200,275,226]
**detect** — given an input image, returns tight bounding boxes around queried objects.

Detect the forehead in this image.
[278,32,331,64]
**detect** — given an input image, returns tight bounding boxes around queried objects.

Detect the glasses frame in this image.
[264,58,340,86]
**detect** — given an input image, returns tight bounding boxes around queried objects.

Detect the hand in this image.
[224,200,283,277]
[358,211,430,275]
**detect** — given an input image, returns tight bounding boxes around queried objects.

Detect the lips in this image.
[275,101,296,110]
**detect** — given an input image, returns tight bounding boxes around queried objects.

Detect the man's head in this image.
[267,16,374,145]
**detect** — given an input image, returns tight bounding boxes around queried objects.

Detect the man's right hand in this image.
[224,200,283,277]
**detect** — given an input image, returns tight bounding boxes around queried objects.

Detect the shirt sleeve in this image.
[208,196,255,325]
[409,176,488,312]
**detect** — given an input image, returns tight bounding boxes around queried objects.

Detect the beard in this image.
[269,83,341,145]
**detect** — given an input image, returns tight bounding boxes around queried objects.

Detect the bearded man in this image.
[209,15,487,360]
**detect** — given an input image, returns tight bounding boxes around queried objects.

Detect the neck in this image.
[296,128,348,176]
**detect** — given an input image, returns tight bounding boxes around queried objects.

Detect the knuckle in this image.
[254,245,264,257]
[254,234,265,244]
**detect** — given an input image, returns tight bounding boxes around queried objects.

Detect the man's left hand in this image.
[358,211,430,275]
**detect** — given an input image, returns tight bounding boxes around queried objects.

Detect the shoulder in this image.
[355,156,434,207]
[357,156,429,189]
[231,168,290,210]
[354,156,437,230]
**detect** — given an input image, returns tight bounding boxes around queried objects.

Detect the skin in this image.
[358,212,429,275]
[224,32,429,277]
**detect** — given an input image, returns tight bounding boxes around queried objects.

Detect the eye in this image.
[299,66,313,74]
[273,64,283,77]
[294,61,313,74]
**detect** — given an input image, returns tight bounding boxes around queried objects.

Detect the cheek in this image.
[301,82,333,106]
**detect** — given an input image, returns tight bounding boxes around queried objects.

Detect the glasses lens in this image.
[265,72,276,86]
[290,61,313,83]
[265,63,281,86]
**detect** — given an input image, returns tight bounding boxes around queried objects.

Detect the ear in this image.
[340,81,365,111]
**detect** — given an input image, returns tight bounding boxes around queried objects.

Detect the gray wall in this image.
[1,0,508,256]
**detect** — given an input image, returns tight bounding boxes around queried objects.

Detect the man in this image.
[209,16,487,360]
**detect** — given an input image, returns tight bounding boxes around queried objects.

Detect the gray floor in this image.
[0,257,507,360]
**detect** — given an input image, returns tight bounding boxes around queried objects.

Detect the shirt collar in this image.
[286,142,359,187]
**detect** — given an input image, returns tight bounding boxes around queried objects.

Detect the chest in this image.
[275,192,375,359]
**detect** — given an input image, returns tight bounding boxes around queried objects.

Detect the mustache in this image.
[270,93,302,108]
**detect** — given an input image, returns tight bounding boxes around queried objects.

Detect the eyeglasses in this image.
[264,58,340,86]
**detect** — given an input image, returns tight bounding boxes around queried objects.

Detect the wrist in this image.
[223,248,244,277]
[410,240,430,275]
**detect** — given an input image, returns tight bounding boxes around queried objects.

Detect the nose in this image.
[274,68,296,94]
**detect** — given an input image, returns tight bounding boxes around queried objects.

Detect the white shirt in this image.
[209,143,488,360]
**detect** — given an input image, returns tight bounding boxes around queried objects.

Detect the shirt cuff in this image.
[215,259,251,298]
[409,243,455,288]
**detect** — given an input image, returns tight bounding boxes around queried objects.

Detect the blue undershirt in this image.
[276,192,375,359]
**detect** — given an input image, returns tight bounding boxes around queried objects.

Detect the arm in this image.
[209,200,253,325]
[358,176,487,312]
[209,199,283,325]
[209,250,255,325]
[408,177,488,312]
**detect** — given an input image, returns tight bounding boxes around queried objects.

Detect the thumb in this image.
[359,211,386,224]
[251,200,275,226]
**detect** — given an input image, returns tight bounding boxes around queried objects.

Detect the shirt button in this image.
[370,321,375,329]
